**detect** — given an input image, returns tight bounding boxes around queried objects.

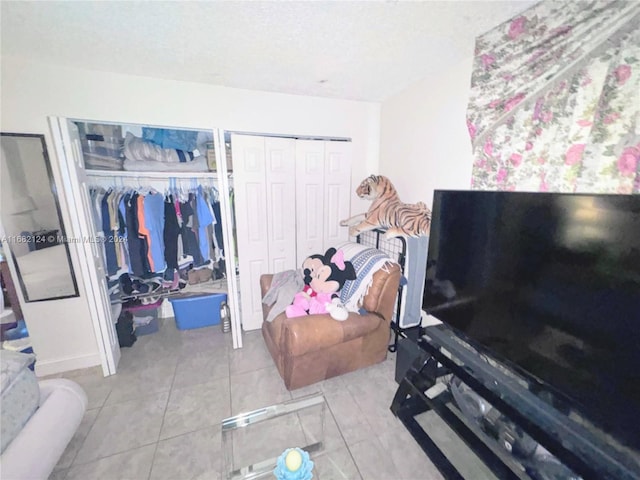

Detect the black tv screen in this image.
[423,190,640,450]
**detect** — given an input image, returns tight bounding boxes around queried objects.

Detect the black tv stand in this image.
[390,325,640,480]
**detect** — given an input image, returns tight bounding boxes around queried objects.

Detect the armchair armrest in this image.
[260,274,275,320]
[260,274,274,296]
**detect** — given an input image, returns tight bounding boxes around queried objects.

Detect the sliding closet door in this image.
[264,137,296,273]
[323,141,352,249]
[295,140,325,267]
[49,117,121,376]
[295,140,351,263]
[232,134,270,331]
[233,135,350,332]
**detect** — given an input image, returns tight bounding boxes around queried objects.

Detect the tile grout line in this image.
[65,386,110,471]
[67,386,170,468]
[343,361,410,480]
[323,397,366,480]
[67,439,160,470]
[146,355,180,480]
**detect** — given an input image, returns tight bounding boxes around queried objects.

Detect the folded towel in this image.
[338,242,397,312]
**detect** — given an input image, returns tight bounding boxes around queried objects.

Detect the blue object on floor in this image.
[21,347,35,371]
[170,293,227,330]
[4,319,29,341]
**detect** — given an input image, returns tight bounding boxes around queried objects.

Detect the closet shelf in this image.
[86,169,227,179]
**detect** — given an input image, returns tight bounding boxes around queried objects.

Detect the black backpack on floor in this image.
[116,311,137,347]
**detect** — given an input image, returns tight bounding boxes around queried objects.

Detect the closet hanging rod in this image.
[110,287,183,305]
[85,170,227,180]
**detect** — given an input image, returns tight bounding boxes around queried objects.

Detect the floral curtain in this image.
[467,0,640,193]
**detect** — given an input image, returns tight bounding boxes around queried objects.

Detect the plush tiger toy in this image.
[340,175,431,239]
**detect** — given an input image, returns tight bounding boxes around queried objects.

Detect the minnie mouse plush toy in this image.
[285,248,356,321]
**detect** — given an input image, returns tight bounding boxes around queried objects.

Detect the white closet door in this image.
[232,134,270,331]
[48,117,121,376]
[295,140,325,266]
[264,137,297,273]
[323,141,352,250]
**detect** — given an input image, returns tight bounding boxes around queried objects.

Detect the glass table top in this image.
[221,392,360,480]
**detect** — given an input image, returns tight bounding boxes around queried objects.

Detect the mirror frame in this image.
[1,132,79,302]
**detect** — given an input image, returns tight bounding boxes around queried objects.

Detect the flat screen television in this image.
[422,190,640,452]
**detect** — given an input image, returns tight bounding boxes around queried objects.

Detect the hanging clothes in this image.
[109,190,128,272]
[163,194,180,281]
[118,194,130,273]
[180,197,204,267]
[143,192,166,273]
[89,179,225,283]
[101,191,119,276]
[203,187,219,261]
[211,200,224,259]
[136,194,153,275]
[90,187,109,270]
[196,187,214,264]
[125,192,147,277]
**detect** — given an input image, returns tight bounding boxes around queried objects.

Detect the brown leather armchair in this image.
[260,263,401,390]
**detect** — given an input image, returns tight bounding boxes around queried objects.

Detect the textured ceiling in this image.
[1,1,537,102]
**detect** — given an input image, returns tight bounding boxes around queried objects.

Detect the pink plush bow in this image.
[331,249,346,270]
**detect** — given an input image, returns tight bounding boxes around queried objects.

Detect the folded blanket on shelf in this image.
[124,132,198,164]
[123,156,208,172]
[84,152,124,171]
[338,242,397,312]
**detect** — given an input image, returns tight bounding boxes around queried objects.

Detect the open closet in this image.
[49,118,240,376]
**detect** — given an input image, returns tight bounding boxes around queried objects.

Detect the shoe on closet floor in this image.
[195,267,212,283]
[119,273,134,295]
[162,269,180,289]
[212,265,225,280]
[178,255,194,270]
[188,269,199,285]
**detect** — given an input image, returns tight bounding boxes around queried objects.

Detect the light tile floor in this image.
[48,317,448,480]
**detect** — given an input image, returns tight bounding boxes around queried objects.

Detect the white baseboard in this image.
[34,353,102,377]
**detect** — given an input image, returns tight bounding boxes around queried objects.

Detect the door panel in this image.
[295,140,325,265]
[323,142,352,250]
[247,259,267,315]
[232,134,269,331]
[49,117,120,375]
[324,184,343,243]
[264,138,296,273]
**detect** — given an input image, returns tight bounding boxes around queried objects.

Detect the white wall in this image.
[0,55,380,375]
[379,57,474,209]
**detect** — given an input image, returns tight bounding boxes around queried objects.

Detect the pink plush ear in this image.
[331,250,345,270]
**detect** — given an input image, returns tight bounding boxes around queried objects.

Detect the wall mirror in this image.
[0,133,79,301]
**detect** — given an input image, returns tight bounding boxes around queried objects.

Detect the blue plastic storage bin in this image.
[169,293,227,330]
